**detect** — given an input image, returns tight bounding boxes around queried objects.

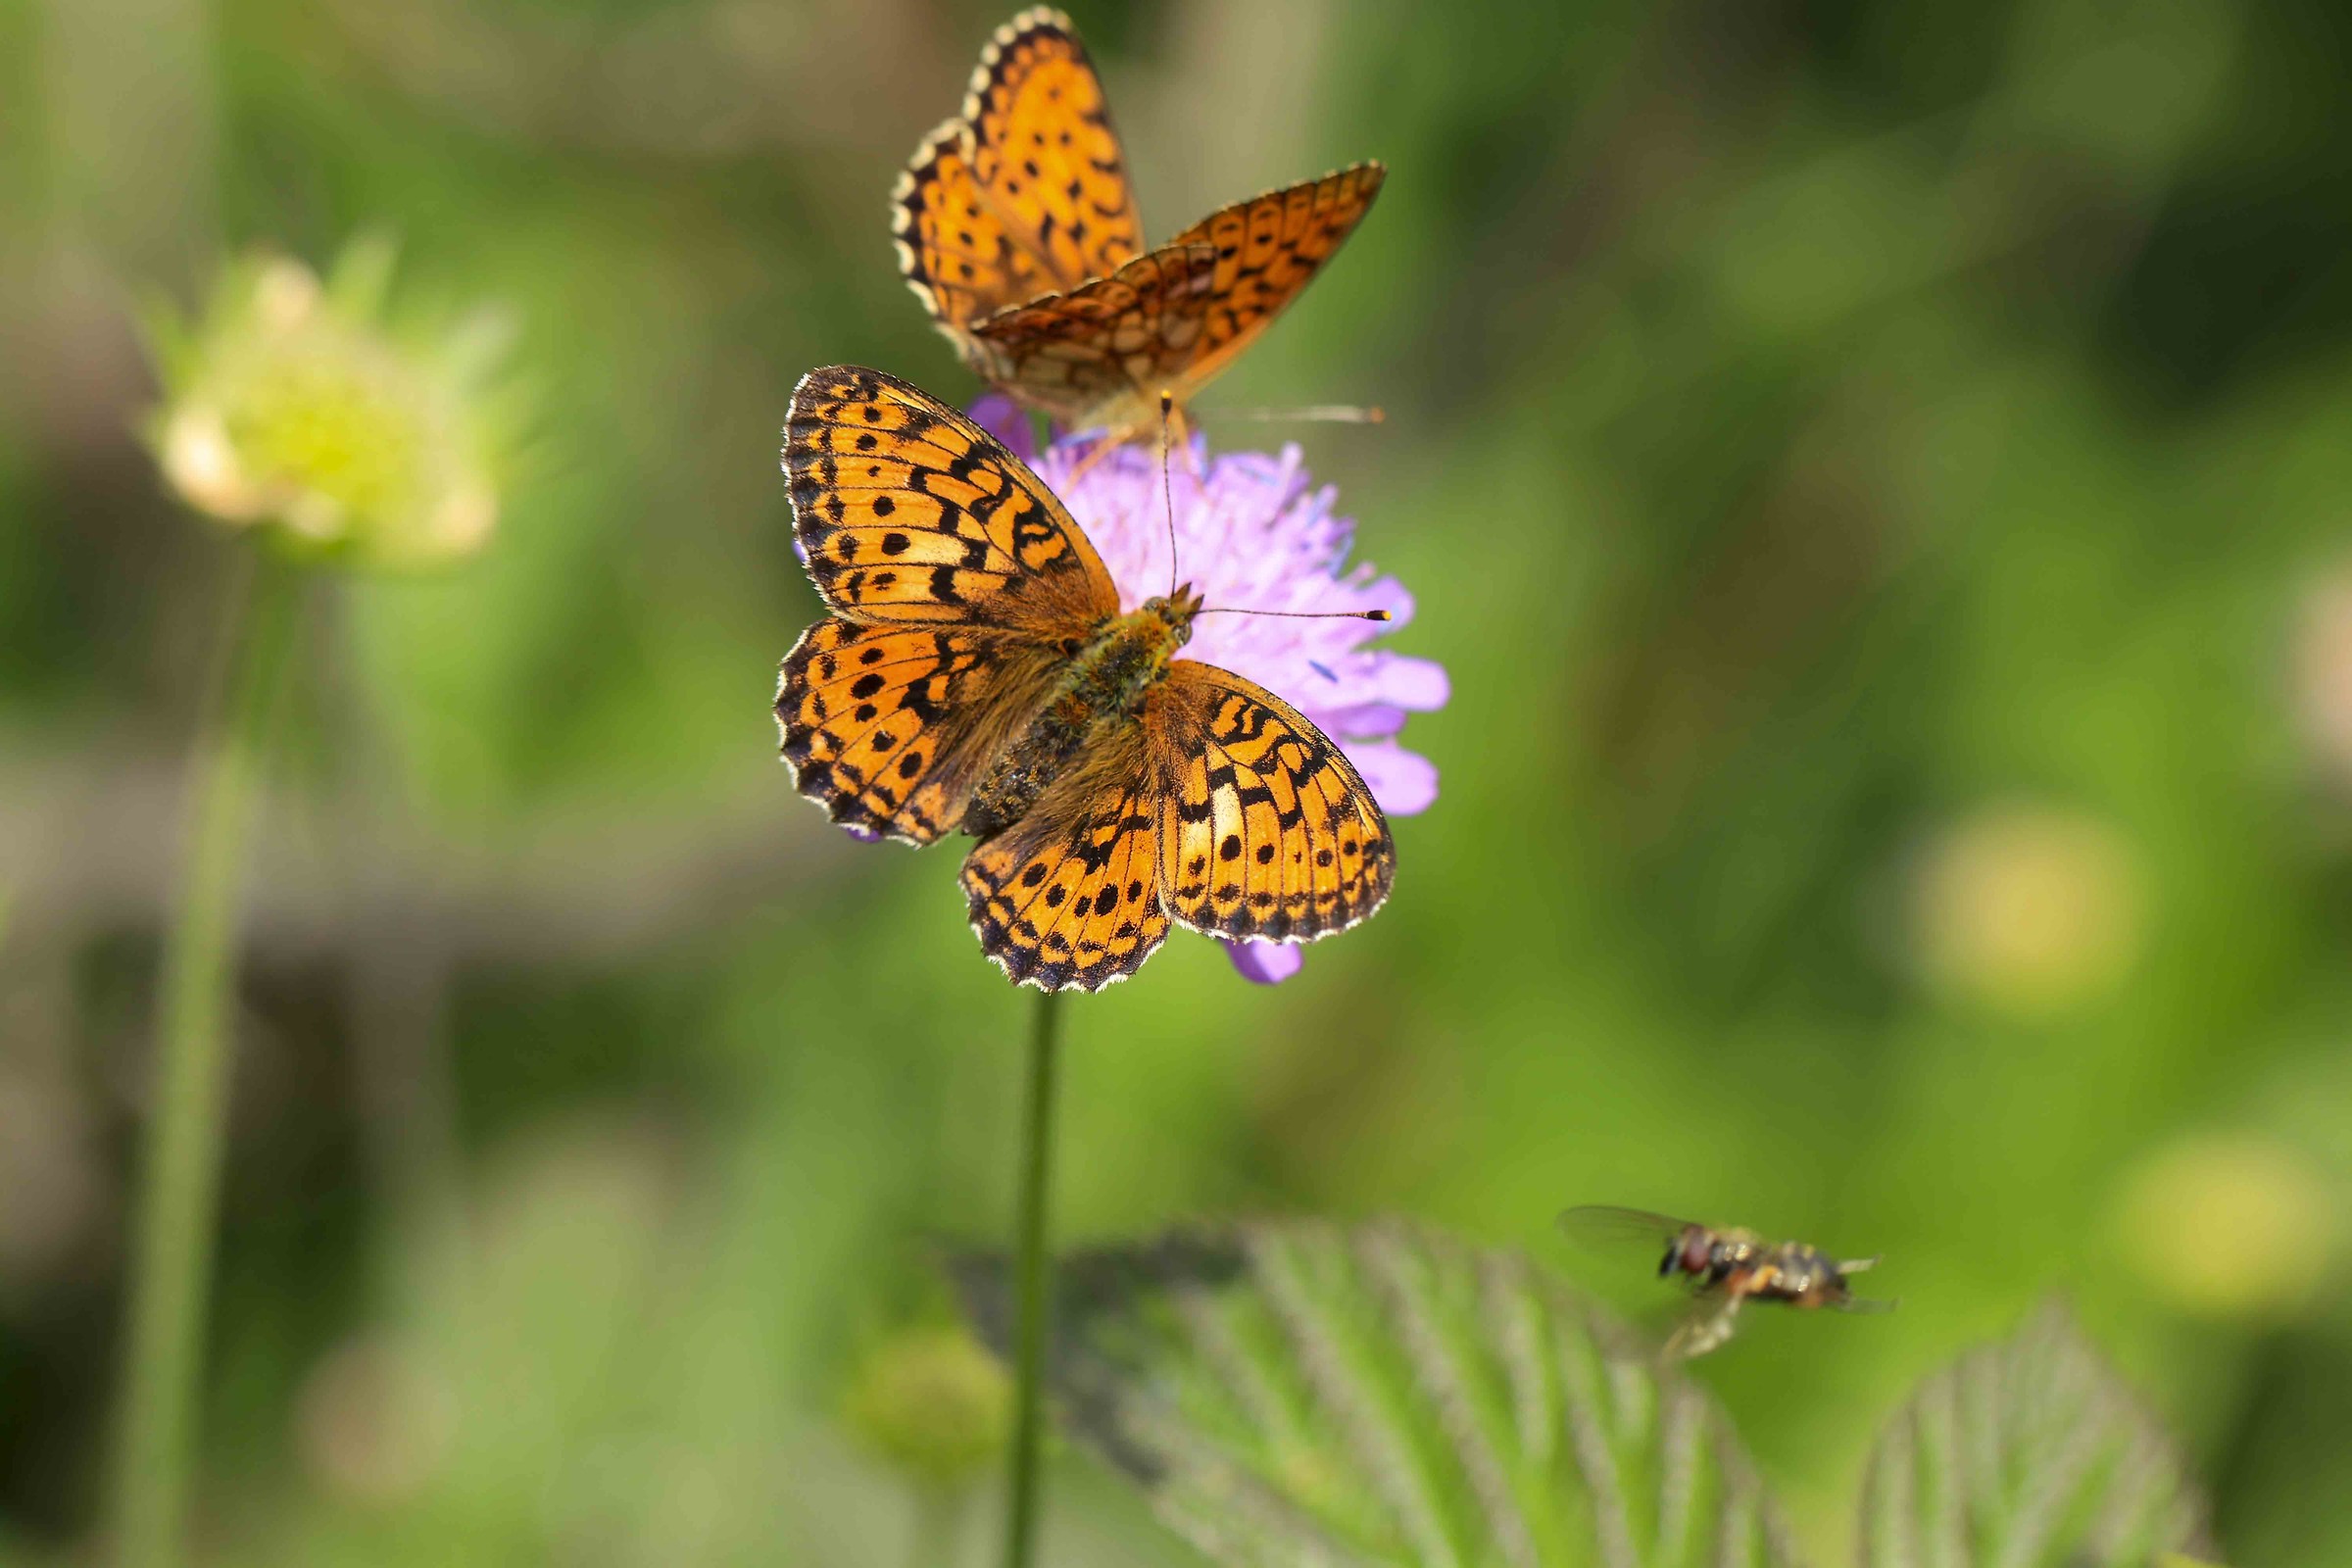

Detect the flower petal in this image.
[1224,940,1303,986]
[1343,741,1441,817]
[1313,703,1410,740]
[967,393,1036,464]
[1364,654,1449,711]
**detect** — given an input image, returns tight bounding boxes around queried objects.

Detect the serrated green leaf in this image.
[1856,1304,2213,1568]
[955,1219,1802,1568]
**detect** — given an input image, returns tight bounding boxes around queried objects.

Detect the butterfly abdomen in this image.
[964,606,1188,839]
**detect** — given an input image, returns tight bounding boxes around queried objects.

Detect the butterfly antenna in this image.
[1195,606,1392,622]
[1216,405,1387,425]
[1159,390,1181,597]
[1167,388,1391,623]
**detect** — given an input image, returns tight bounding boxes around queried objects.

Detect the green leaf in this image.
[955,1219,1801,1568]
[1857,1304,2213,1568]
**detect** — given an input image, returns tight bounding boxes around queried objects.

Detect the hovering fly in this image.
[1558,1206,1893,1359]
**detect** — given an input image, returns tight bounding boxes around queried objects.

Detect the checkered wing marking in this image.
[894,122,1064,354]
[1148,661,1394,942]
[775,619,1061,845]
[891,12,1142,347]
[1153,162,1386,404]
[959,243,1221,428]
[958,9,1143,294]
[784,366,1117,633]
[960,724,1170,992]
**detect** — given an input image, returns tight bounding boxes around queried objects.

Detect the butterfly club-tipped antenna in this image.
[1212,404,1387,426]
[1152,387,1394,626]
[1193,605,1392,622]
[1159,389,1179,598]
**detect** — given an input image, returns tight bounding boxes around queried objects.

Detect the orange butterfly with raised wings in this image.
[774,367,1396,992]
[892,8,1385,443]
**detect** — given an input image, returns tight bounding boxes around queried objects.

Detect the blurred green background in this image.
[4,0,2350,1561]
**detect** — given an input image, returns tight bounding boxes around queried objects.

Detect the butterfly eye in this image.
[1059,636,1084,657]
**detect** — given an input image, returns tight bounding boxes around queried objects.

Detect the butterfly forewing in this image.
[784,367,1117,633]
[958,9,1144,288]
[964,165,1387,431]
[779,364,1401,990]
[893,8,1142,346]
[894,122,1067,345]
[1152,163,1387,404]
[1147,662,1394,943]
[899,13,1382,436]
[776,620,1063,845]
[960,725,1171,991]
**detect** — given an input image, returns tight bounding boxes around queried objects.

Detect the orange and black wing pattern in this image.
[782,366,1117,633]
[955,242,1221,430]
[963,164,1385,429]
[899,13,1384,432]
[776,621,1062,845]
[1146,662,1394,942]
[893,9,1143,343]
[959,725,1171,991]
[1147,162,1386,404]
[778,366,1116,844]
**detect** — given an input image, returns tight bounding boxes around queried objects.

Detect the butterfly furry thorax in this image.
[774,366,1396,992]
[964,588,1200,840]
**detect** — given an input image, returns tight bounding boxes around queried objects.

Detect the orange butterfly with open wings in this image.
[892,8,1385,443]
[775,367,1396,991]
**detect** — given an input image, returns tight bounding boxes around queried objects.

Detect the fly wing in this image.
[1557,1205,1701,1250]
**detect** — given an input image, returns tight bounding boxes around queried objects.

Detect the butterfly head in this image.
[1142,583,1205,647]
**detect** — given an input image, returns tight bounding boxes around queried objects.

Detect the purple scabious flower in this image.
[1023,416,1447,986]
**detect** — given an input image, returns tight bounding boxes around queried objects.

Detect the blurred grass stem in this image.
[1004,988,1064,1567]
[114,549,301,1568]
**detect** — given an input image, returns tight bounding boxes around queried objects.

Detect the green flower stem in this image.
[114,549,302,1568]
[1004,988,1065,1568]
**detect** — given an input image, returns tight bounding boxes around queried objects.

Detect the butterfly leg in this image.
[1056,428,1134,485]
[1838,1255,1882,1274]
[1166,398,1206,477]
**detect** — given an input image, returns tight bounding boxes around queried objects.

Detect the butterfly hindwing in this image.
[776,618,1063,844]
[1148,662,1394,942]
[960,723,1171,992]
[961,243,1222,429]
[784,366,1119,632]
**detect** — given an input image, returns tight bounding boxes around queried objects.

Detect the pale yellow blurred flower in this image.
[841,1325,1010,1493]
[144,238,513,570]
[1912,803,2147,1018]
[2298,566,2352,788]
[2111,1133,2337,1321]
